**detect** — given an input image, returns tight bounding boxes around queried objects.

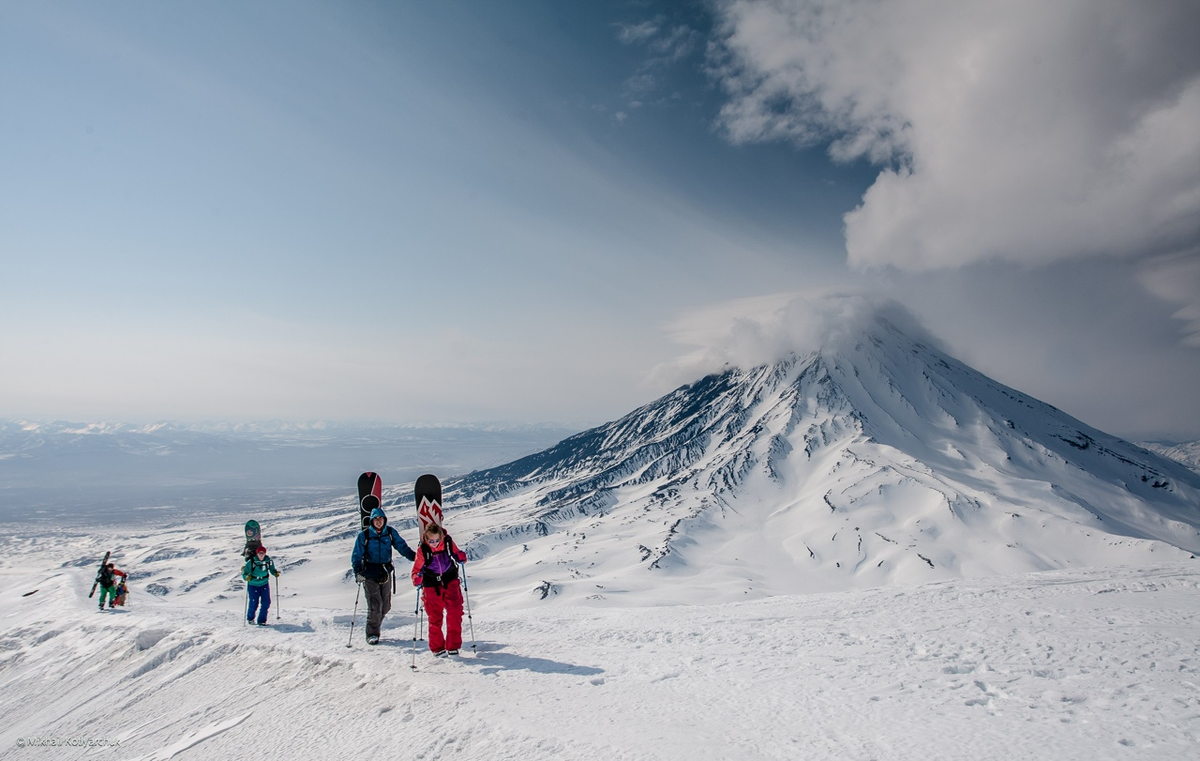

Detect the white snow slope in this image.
[445,315,1200,605]
[2,315,1199,759]
[1,515,1198,760]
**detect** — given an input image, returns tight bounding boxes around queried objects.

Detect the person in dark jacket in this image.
[96,562,127,611]
[411,522,468,656]
[351,507,416,645]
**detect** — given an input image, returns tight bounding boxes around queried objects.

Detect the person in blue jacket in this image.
[351,507,416,645]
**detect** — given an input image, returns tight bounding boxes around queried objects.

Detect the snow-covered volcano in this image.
[440,315,1200,605]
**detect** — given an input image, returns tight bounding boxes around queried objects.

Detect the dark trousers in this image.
[364,577,392,639]
[247,583,271,624]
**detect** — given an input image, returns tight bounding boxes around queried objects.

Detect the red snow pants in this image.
[422,579,464,653]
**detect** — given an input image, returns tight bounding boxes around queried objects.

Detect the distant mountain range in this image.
[1138,440,1200,474]
[440,313,1200,604]
[0,421,577,522]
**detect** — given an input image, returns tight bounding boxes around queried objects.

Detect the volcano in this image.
[438,314,1200,604]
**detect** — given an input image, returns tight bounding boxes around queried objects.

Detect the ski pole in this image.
[244,582,250,626]
[410,587,422,671]
[460,561,476,653]
[274,574,280,621]
[346,581,362,648]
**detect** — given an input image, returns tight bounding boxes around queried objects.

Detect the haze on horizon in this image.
[2,0,1198,442]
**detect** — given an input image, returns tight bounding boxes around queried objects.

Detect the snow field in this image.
[1,529,1198,760]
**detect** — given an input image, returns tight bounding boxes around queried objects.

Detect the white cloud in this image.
[1137,249,1200,348]
[653,291,939,385]
[711,0,1200,275]
[618,20,660,45]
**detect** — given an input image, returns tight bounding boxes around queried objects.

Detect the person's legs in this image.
[365,580,385,640]
[256,583,271,624]
[247,585,265,622]
[423,587,446,652]
[444,581,464,652]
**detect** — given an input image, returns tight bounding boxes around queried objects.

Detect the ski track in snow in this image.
[1,517,1199,760]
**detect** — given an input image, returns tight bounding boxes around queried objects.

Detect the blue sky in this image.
[2,0,1198,440]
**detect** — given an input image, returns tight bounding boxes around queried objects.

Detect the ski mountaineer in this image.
[351,507,416,645]
[95,562,127,611]
[242,545,280,625]
[411,522,468,656]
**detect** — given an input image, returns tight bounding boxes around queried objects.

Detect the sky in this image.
[1,0,1198,441]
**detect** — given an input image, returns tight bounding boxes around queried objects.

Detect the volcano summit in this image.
[441,313,1200,605]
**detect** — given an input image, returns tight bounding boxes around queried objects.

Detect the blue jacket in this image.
[352,508,415,582]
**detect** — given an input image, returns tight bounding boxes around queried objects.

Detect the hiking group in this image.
[351,472,469,653]
[85,472,468,655]
[93,560,127,611]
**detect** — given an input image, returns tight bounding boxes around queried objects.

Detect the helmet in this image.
[256,546,267,554]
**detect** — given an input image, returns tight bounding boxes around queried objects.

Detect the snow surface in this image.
[4,316,1199,759]
[440,317,1200,606]
[1140,440,1200,475]
[2,502,1199,760]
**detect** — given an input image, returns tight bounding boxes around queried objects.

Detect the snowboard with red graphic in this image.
[414,474,443,533]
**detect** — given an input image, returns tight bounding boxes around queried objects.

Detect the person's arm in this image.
[411,547,425,587]
[450,539,467,563]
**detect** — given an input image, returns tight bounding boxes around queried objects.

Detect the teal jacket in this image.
[242,555,279,587]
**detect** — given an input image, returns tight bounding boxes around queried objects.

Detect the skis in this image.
[88,551,111,598]
[414,473,443,532]
[358,472,382,530]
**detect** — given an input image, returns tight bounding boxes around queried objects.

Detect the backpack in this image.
[419,536,460,589]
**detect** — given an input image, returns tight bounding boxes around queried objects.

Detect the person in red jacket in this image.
[411,523,468,656]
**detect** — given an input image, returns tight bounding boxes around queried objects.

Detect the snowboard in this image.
[358,472,382,530]
[243,520,263,560]
[88,551,111,598]
[414,473,443,532]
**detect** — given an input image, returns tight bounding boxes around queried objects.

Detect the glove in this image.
[355,573,366,584]
[273,571,280,577]
[242,574,249,581]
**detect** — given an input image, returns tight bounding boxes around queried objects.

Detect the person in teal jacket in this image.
[242,545,280,625]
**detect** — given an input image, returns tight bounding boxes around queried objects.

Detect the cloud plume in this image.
[711,0,1200,273]
[655,292,940,385]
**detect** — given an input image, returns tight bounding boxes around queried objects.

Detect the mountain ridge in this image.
[438,316,1199,604]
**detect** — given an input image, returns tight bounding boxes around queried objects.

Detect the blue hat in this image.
[370,507,386,521]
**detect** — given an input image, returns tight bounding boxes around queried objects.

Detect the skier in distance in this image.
[95,561,127,611]
[243,545,280,625]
